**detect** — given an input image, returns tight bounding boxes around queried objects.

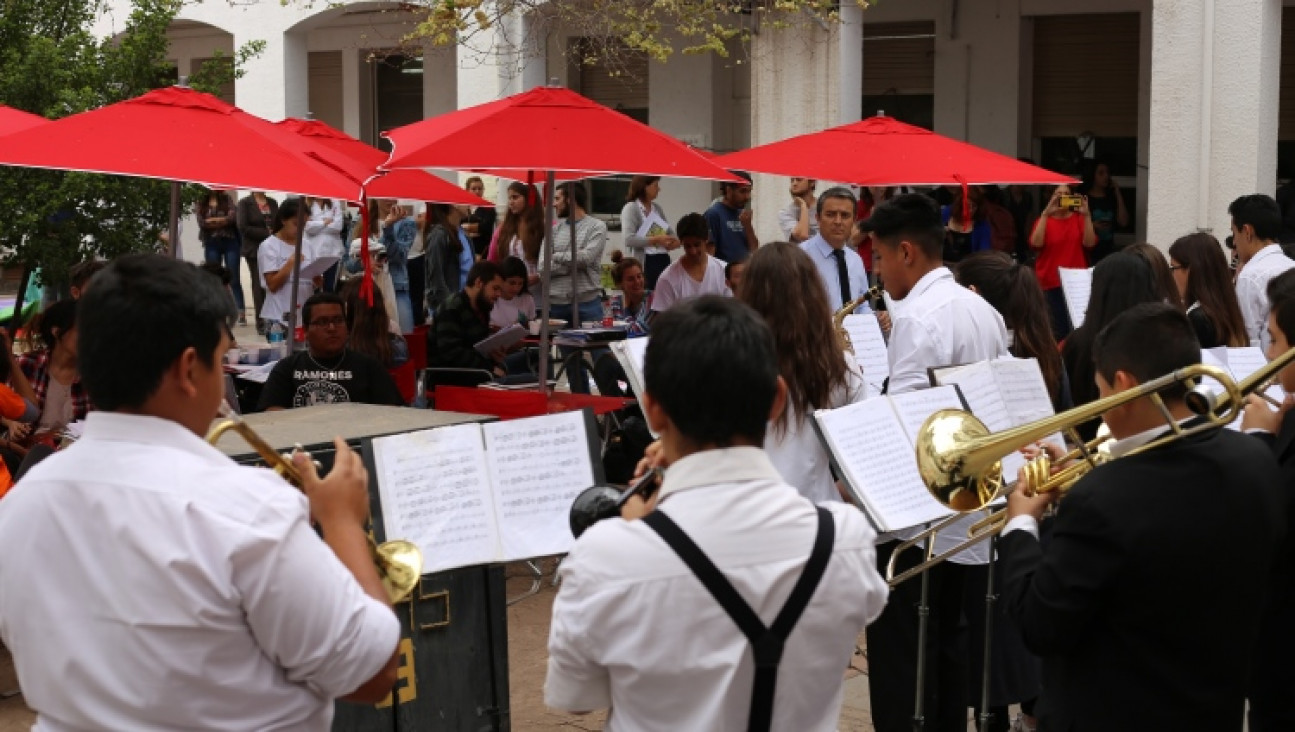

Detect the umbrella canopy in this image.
[275,118,488,206]
[0,86,374,201]
[0,105,48,136]
[381,86,742,184]
[715,115,1075,187]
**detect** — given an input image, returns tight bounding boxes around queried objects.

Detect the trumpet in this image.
[206,405,423,604]
[833,285,884,353]
[885,363,1241,587]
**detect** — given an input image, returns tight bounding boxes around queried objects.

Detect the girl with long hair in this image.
[1061,252,1161,439]
[738,241,865,504]
[491,256,537,329]
[423,203,465,315]
[489,182,543,285]
[340,278,408,368]
[1126,242,1184,311]
[1168,233,1249,348]
[956,251,1070,412]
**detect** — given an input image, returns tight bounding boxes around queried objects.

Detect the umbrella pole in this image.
[287,200,308,347]
[568,189,580,330]
[537,171,556,395]
[167,180,180,259]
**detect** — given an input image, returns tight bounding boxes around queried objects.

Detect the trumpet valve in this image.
[1019,454,1052,498]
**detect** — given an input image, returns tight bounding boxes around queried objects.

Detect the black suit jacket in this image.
[1248,415,1295,726]
[999,427,1285,732]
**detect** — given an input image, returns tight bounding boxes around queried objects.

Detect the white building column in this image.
[1146,0,1282,247]
[748,13,863,244]
[234,30,309,121]
[341,46,361,137]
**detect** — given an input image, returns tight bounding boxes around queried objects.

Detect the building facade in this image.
[93,0,1291,252]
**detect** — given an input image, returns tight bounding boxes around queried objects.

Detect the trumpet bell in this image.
[915,409,1003,512]
[375,539,423,604]
[569,485,624,539]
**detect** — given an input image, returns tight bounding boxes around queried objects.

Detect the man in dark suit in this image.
[999,302,1285,731]
[1240,269,1295,731]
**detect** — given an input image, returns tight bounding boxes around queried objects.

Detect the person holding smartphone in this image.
[1029,184,1097,340]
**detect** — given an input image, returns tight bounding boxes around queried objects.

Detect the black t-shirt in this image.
[256,349,405,411]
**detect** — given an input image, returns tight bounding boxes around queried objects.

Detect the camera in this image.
[1058,194,1084,211]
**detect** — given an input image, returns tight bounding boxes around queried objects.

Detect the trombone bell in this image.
[915,410,1003,512]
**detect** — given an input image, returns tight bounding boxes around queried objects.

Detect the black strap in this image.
[643,506,836,732]
[832,248,852,309]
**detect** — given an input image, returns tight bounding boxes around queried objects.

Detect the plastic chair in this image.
[432,385,549,419]
[388,360,417,405]
[407,324,429,373]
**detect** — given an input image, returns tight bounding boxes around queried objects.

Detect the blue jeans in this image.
[204,237,245,313]
[394,288,414,334]
[549,298,606,394]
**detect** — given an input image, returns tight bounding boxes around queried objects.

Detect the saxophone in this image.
[833,285,883,354]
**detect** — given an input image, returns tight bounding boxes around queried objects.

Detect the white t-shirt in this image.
[0,412,400,731]
[649,255,731,313]
[1236,244,1295,349]
[491,292,537,329]
[545,447,887,730]
[764,352,867,504]
[259,234,316,324]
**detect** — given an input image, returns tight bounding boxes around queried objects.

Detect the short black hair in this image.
[273,197,301,234]
[68,260,106,290]
[559,182,588,211]
[816,186,858,217]
[1229,194,1283,242]
[466,260,503,288]
[858,193,944,260]
[1268,269,1295,346]
[676,212,708,241]
[720,170,752,193]
[198,261,231,287]
[78,254,234,411]
[1094,302,1200,401]
[302,292,344,327]
[644,296,778,446]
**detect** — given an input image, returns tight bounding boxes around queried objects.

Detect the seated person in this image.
[257,293,404,411]
[725,259,746,298]
[340,278,408,369]
[431,261,533,380]
[610,251,651,337]
[650,213,732,317]
[490,256,537,330]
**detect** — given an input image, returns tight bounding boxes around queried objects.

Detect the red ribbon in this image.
[526,170,536,206]
[954,174,971,230]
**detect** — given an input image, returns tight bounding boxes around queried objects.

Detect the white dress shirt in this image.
[258,234,316,324]
[304,199,345,260]
[0,413,400,731]
[1236,244,1295,349]
[650,255,731,312]
[800,234,867,310]
[545,447,888,731]
[886,267,1009,395]
[765,352,867,504]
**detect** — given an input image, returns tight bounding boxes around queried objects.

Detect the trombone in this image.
[206,405,423,604]
[885,362,1243,587]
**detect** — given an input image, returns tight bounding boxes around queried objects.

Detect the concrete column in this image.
[1146,0,1282,247]
[748,14,860,244]
[647,50,717,253]
[341,46,361,137]
[931,0,1021,152]
[234,30,308,121]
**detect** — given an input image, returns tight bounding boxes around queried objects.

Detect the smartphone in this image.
[1058,194,1083,210]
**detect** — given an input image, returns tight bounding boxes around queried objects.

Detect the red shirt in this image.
[1033,214,1088,290]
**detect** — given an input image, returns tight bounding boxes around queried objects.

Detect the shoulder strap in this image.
[643,506,836,732]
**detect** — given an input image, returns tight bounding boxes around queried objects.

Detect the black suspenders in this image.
[641,507,835,732]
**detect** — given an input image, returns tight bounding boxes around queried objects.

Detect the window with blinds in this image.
[570,38,649,218]
[308,51,344,133]
[862,21,935,129]
[1031,13,1140,139]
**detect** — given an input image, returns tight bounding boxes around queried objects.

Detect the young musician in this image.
[0,254,400,729]
[1240,269,1295,732]
[1002,302,1284,731]
[545,296,887,730]
[861,193,1009,732]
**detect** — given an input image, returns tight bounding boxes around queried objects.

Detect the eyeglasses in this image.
[309,316,346,328]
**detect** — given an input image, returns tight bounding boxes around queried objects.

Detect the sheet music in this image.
[990,357,1065,476]
[372,423,499,574]
[842,313,890,397]
[935,361,1011,431]
[889,385,966,440]
[1222,347,1286,415]
[815,399,950,532]
[484,411,596,561]
[1058,267,1092,328]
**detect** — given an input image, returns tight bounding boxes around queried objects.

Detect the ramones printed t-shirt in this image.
[256,350,405,411]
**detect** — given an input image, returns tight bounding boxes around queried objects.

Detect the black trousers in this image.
[867,540,969,732]
[643,252,671,291]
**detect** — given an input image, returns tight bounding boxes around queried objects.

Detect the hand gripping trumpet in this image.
[885,362,1243,587]
[206,405,423,603]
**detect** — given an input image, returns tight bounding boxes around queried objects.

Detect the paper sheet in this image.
[298,255,341,280]
[372,423,500,574]
[484,411,595,561]
[815,399,951,532]
[1058,267,1092,329]
[842,313,890,397]
[474,323,527,357]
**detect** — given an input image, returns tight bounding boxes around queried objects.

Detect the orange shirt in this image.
[0,385,31,499]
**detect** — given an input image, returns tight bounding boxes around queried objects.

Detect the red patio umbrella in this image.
[715,115,1075,187]
[0,106,48,136]
[381,85,742,393]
